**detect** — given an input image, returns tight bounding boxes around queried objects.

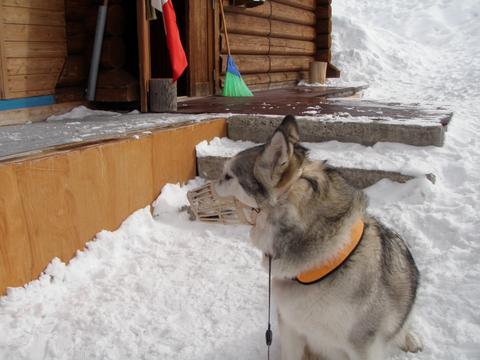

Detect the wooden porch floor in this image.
[178,86,453,127]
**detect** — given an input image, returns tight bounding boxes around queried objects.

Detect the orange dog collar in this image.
[295,219,365,285]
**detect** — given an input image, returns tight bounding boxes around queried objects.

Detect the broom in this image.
[219,0,253,97]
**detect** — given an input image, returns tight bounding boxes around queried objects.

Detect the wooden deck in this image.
[178,87,453,127]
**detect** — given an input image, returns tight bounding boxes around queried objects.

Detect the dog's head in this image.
[214,115,307,208]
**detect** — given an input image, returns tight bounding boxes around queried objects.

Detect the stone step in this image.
[196,138,436,189]
[178,90,453,147]
[227,106,451,147]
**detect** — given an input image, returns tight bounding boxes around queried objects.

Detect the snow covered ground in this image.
[1,0,480,359]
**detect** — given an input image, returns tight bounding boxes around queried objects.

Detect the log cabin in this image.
[0,0,338,118]
[0,0,454,297]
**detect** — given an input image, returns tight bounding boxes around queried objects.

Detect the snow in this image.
[196,137,436,178]
[2,0,480,359]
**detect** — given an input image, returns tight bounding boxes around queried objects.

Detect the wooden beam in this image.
[225,12,316,41]
[221,54,313,74]
[136,0,151,112]
[316,19,332,34]
[224,0,316,26]
[221,33,315,55]
[271,0,315,11]
[2,24,66,42]
[0,101,85,126]
[315,5,331,19]
[316,34,332,49]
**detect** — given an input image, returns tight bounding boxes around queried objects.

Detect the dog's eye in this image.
[224,173,232,181]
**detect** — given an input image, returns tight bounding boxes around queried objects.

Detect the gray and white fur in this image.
[214,115,423,360]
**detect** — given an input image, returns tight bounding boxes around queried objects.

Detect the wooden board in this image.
[224,0,316,26]
[6,57,64,76]
[188,0,215,97]
[0,101,84,126]
[0,1,67,99]
[1,0,64,10]
[0,119,227,294]
[1,6,65,26]
[225,12,316,41]
[137,0,151,112]
[221,33,315,56]
[221,54,313,74]
[2,24,66,42]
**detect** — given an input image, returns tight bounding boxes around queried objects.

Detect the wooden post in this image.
[309,61,327,84]
[137,0,151,112]
[149,79,177,112]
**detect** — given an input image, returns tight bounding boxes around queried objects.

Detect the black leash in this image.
[265,255,273,360]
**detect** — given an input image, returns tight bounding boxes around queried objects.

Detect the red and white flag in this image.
[151,0,188,83]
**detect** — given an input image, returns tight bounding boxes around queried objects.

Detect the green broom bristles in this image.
[222,56,253,97]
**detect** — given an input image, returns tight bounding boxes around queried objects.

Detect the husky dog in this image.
[214,115,423,360]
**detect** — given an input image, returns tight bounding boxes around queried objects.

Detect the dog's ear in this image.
[277,115,300,145]
[254,115,299,188]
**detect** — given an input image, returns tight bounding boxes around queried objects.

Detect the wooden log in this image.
[327,63,341,78]
[225,13,315,40]
[100,36,126,69]
[55,86,85,103]
[64,0,88,21]
[66,22,87,54]
[316,5,331,19]
[95,69,139,102]
[221,33,315,55]
[315,49,331,62]
[57,55,87,87]
[224,0,316,26]
[316,34,331,49]
[309,61,327,84]
[149,78,177,112]
[85,4,126,36]
[316,19,332,34]
[248,80,297,91]
[222,71,308,86]
[272,0,315,11]
[221,54,313,74]
[316,0,332,4]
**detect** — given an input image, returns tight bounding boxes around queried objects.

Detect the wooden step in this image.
[178,89,453,147]
[196,138,436,189]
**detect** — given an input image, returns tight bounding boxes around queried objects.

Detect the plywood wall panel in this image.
[0,119,227,294]
[0,166,32,289]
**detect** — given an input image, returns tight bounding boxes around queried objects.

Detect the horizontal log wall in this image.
[0,0,67,99]
[220,0,316,90]
[0,119,227,295]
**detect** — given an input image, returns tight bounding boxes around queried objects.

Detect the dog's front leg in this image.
[278,312,306,360]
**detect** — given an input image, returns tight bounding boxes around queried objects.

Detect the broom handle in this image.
[218,0,231,56]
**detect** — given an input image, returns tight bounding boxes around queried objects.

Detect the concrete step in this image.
[179,91,453,147]
[196,138,436,189]
[227,106,451,147]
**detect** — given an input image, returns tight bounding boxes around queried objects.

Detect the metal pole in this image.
[86,0,108,101]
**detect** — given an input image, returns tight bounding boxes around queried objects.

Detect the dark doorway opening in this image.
[150,1,188,97]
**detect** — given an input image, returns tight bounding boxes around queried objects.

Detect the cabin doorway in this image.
[150,0,188,97]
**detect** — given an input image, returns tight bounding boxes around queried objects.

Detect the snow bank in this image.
[1,0,480,359]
